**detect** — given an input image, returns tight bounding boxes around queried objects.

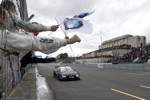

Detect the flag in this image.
[74,10,95,18]
[55,10,94,35]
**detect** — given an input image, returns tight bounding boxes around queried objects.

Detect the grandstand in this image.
[76,34,150,64]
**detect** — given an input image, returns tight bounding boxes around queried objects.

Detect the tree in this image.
[60,53,68,59]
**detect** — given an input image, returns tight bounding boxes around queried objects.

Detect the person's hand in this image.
[66,34,81,44]
[12,51,20,56]
[55,55,60,60]
[33,32,39,36]
[51,25,59,31]
[65,36,69,39]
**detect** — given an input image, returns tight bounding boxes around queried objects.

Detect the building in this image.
[76,34,146,63]
[99,34,146,49]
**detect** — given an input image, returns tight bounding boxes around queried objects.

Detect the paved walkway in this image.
[6,66,37,100]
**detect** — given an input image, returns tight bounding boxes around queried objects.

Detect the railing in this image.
[63,63,150,71]
[0,54,20,100]
[0,53,32,100]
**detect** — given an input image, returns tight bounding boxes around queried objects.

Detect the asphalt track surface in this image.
[37,64,150,100]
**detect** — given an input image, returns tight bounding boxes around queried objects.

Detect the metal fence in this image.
[0,0,28,100]
[0,55,20,100]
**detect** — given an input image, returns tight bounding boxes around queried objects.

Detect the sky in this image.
[26,0,150,58]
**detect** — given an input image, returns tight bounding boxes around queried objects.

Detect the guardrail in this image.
[63,63,150,71]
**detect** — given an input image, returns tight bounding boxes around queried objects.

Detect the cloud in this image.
[27,0,96,18]
[26,0,150,56]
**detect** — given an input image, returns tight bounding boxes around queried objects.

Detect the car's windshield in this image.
[60,67,74,72]
[66,67,74,72]
[60,67,66,72]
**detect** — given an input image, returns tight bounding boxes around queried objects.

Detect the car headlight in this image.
[76,74,80,77]
[62,75,66,78]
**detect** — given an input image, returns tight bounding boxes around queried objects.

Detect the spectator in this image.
[20,51,61,77]
[1,0,59,33]
[0,6,81,98]
[0,6,81,59]
[0,0,75,63]
[1,0,80,64]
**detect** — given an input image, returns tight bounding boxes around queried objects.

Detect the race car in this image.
[53,66,80,81]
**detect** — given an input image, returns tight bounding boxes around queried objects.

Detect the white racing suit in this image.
[0,29,67,94]
[6,12,52,32]
[0,30,67,53]
[0,12,66,97]
[6,12,61,58]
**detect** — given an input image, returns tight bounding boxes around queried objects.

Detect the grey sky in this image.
[26,0,150,57]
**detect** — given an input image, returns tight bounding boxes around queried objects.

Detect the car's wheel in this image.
[58,76,62,80]
[53,72,56,78]
[58,75,64,81]
[77,78,80,80]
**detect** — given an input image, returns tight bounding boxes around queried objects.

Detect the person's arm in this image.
[12,13,58,32]
[4,31,67,53]
[30,57,56,63]
[55,55,60,60]
[32,54,60,63]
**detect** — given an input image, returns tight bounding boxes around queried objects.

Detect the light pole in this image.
[100,36,102,63]
[100,36,102,46]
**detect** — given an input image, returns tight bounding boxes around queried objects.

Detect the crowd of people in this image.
[107,44,150,63]
[121,44,150,63]
[0,0,81,73]
[0,0,81,99]
[0,0,150,99]
[79,43,150,64]
[98,44,133,52]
